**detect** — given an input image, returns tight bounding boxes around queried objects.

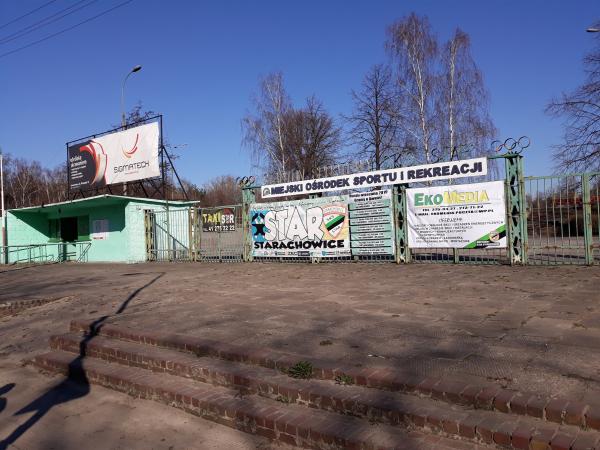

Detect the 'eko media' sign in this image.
[406,181,506,249]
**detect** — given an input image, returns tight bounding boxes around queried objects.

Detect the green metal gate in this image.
[524,172,600,265]
[197,205,244,262]
[144,205,243,262]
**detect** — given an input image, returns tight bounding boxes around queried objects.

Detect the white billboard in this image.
[68,121,160,190]
[407,181,506,249]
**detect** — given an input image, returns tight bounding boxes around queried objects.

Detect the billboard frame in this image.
[65,115,188,201]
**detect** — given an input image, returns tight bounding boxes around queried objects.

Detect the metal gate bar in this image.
[524,173,600,265]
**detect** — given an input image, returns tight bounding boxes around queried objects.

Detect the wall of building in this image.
[45,205,128,263]
[4,199,193,264]
[5,211,50,263]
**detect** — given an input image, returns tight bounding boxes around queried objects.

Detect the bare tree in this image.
[546,26,600,171]
[386,13,439,164]
[286,96,341,177]
[200,175,242,207]
[439,28,495,163]
[243,72,341,181]
[242,72,292,179]
[344,64,399,169]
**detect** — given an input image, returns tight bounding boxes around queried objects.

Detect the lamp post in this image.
[586,28,599,33]
[121,65,142,127]
[120,65,142,196]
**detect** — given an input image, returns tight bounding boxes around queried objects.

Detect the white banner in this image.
[68,121,160,190]
[407,181,506,249]
[261,157,487,199]
[250,196,350,257]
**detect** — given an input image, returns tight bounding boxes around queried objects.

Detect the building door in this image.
[60,217,78,242]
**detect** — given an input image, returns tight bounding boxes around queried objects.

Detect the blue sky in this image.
[0,0,598,184]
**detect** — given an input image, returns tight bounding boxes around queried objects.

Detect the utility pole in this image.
[1,151,6,264]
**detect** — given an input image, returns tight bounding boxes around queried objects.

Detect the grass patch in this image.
[275,395,290,403]
[287,361,313,379]
[335,374,355,386]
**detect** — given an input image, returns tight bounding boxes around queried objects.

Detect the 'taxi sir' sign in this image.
[261,157,487,199]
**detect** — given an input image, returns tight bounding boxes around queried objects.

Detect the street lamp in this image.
[121,65,142,127]
[586,27,600,33]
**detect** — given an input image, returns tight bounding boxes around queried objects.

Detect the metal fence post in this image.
[393,184,411,263]
[582,173,594,265]
[188,207,195,262]
[309,193,322,264]
[504,154,527,265]
[242,186,256,262]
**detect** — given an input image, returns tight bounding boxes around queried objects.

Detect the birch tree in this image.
[440,28,495,162]
[386,13,439,165]
[243,72,341,180]
[242,72,292,179]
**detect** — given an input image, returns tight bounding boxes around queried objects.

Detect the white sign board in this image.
[407,181,506,249]
[261,157,487,199]
[348,189,395,256]
[69,121,160,190]
[250,195,350,258]
[91,219,109,240]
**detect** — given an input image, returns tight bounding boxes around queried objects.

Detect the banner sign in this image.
[202,207,236,232]
[68,122,160,191]
[261,157,487,199]
[407,181,506,249]
[349,190,395,256]
[250,196,350,257]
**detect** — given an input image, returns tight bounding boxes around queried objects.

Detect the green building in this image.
[4,195,195,264]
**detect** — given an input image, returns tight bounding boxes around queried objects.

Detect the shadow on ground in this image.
[0,272,164,450]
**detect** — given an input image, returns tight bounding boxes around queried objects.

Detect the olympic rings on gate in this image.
[236,176,256,187]
[492,136,531,155]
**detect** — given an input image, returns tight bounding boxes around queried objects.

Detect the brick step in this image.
[70,319,600,433]
[31,350,493,450]
[0,296,70,317]
[50,332,600,450]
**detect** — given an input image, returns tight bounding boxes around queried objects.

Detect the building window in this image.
[48,216,90,242]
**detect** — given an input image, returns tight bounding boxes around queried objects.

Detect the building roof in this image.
[9,194,196,214]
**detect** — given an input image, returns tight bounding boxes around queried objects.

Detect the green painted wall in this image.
[6,211,51,263]
[5,198,192,264]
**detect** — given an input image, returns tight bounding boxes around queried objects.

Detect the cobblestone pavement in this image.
[0,262,599,448]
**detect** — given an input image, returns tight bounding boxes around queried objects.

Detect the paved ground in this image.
[0,262,599,448]
[0,365,281,450]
